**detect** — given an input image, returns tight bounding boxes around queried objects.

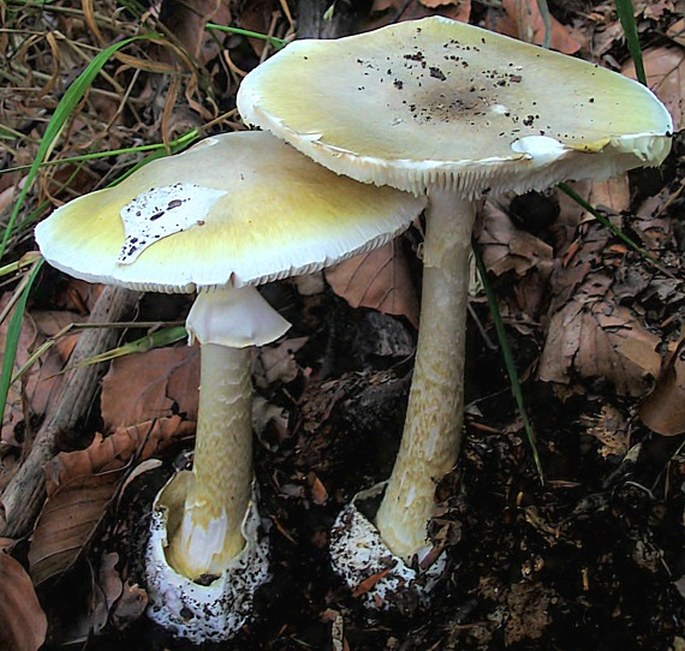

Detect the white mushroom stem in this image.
[166,342,253,579]
[375,191,476,560]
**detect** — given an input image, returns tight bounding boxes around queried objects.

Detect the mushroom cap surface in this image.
[35,131,425,293]
[237,17,673,196]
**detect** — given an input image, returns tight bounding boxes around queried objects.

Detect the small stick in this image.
[0,285,140,538]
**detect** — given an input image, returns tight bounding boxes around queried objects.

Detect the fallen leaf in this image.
[159,0,232,64]
[46,416,196,492]
[100,346,199,430]
[487,0,581,54]
[538,298,660,396]
[586,175,631,216]
[622,46,685,130]
[419,0,470,19]
[643,0,675,20]
[307,471,329,505]
[640,337,685,435]
[479,201,553,277]
[363,1,471,39]
[99,552,124,614]
[29,471,123,585]
[110,581,148,629]
[0,553,47,651]
[581,404,630,457]
[325,240,419,328]
[253,336,309,388]
[667,17,685,48]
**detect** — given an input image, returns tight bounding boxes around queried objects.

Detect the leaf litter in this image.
[1,0,685,649]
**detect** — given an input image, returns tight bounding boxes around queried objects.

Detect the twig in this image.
[0,285,140,538]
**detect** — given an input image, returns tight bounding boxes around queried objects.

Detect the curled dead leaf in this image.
[622,46,685,130]
[29,471,123,585]
[325,240,419,328]
[538,299,660,397]
[100,346,199,431]
[487,0,581,54]
[639,338,685,435]
[0,553,47,651]
[46,416,196,493]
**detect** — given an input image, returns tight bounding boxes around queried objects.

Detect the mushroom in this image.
[236,16,673,607]
[34,130,425,640]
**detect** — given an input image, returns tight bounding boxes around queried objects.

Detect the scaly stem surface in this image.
[166,343,253,579]
[375,190,476,560]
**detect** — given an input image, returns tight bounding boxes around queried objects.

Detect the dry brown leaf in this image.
[639,338,685,435]
[667,17,685,48]
[29,471,123,584]
[479,201,553,277]
[418,0,470,18]
[0,299,82,451]
[622,46,685,130]
[582,404,630,457]
[158,0,231,64]
[100,346,199,430]
[46,416,195,492]
[325,240,419,328]
[366,0,471,30]
[643,0,676,20]
[586,175,631,215]
[538,299,660,396]
[110,581,148,629]
[307,471,329,505]
[487,0,581,54]
[99,552,124,614]
[0,295,38,447]
[239,0,279,57]
[254,337,309,388]
[0,553,47,651]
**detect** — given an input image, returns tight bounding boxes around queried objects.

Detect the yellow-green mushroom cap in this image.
[237,16,673,197]
[35,131,426,293]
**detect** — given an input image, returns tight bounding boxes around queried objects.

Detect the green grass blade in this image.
[615,0,647,85]
[1,34,156,432]
[0,258,44,426]
[536,0,552,49]
[205,23,287,49]
[73,326,188,367]
[0,34,150,260]
[0,129,199,177]
[558,183,676,279]
[473,241,544,483]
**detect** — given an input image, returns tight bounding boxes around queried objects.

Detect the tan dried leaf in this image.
[253,337,309,388]
[586,175,631,215]
[101,346,199,430]
[161,0,232,64]
[110,581,148,628]
[325,240,419,328]
[581,404,630,457]
[46,416,196,493]
[0,553,47,651]
[639,338,685,435]
[538,299,660,396]
[419,0,470,20]
[488,0,581,54]
[667,17,685,48]
[622,47,685,130]
[29,471,123,585]
[479,201,553,277]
